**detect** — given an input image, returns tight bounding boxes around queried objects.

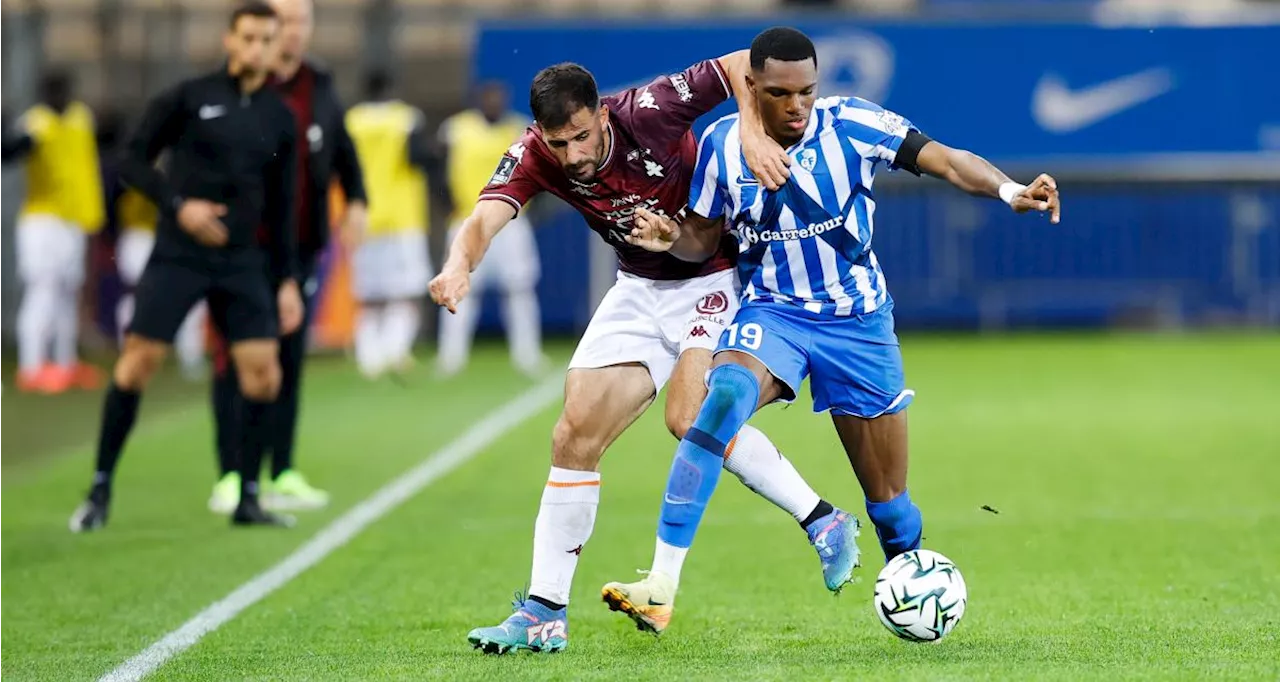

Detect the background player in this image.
[435,81,546,378]
[3,72,106,394]
[207,0,367,514]
[431,55,856,655]
[69,1,304,531]
[345,70,436,379]
[115,187,208,381]
[602,26,1061,635]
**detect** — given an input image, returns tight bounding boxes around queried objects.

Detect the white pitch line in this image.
[99,376,564,682]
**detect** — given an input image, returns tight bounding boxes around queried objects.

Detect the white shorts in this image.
[352,230,432,302]
[569,269,738,392]
[452,216,540,293]
[116,227,156,286]
[17,215,87,287]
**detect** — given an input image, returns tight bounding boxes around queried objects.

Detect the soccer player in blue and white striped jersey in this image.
[601,26,1060,635]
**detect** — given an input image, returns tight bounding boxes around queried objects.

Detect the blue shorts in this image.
[715,301,914,417]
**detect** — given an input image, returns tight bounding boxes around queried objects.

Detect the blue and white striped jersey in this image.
[689,96,916,316]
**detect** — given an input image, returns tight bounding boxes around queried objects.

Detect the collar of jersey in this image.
[597,120,617,174]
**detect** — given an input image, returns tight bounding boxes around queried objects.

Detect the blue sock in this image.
[657,364,760,549]
[865,490,923,562]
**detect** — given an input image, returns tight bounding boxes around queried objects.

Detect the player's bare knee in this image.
[664,408,694,441]
[114,338,166,390]
[237,362,281,402]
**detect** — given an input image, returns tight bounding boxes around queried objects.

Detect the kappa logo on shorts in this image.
[688,325,712,339]
[695,291,730,315]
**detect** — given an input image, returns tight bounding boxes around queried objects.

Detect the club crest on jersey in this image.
[798,148,817,172]
[668,73,694,102]
[645,159,664,177]
[637,89,660,110]
[696,291,730,315]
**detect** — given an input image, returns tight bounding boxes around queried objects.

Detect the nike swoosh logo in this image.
[1032,67,1175,134]
[663,494,690,505]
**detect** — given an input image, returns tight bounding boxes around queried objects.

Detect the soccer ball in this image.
[873,549,967,642]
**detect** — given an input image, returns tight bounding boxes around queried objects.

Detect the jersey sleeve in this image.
[688,120,731,220]
[834,97,919,167]
[620,59,733,144]
[476,132,543,213]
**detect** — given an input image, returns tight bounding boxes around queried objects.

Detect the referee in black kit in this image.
[70,1,302,531]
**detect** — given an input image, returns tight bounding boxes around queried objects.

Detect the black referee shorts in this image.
[129,252,278,344]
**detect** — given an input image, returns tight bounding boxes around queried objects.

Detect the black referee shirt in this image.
[120,67,298,281]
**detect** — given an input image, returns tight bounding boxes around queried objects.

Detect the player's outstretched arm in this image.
[627,208,721,263]
[429,199,516,313]
[915,141,1060,224]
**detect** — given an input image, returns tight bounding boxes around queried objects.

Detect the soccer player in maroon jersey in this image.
[430,55,856,654]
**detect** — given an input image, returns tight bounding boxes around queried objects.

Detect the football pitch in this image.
[3,334,1278,681]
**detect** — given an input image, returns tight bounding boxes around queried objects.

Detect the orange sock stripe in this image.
[546,479,601,488]
[723,435,739,461]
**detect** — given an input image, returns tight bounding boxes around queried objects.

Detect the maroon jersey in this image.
[479,59,736,280]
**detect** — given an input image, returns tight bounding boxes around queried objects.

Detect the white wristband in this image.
[998,182,1026,206]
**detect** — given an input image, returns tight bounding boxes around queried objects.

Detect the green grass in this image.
[3,335,1279,681]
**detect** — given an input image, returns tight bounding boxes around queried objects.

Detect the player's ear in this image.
[745,73,757,96]
[598,104,609,128]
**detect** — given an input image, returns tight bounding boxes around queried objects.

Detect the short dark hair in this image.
[365,70,393,100]
[749,27,818,72]
[39,70,72,99]
[229,0,277,29]
[529,63,599,130]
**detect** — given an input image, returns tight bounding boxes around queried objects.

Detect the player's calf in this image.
[833,411,921,562]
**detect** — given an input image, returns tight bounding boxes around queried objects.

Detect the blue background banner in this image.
[476,21,1280,161]
[471,21,1280,332]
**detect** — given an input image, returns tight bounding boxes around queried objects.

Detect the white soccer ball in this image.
[873,549,967,642]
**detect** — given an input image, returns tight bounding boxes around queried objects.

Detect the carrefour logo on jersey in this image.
[738,214,845,246]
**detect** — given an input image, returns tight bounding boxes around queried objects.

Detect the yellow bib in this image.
[345,101,428,237]
[117,187,158,231]
[18,102,105,232]
[440,110,528,223]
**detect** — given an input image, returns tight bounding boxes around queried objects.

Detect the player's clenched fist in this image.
[625,207,681,253]
[1009,173,1061,224]
[430,268,471,314]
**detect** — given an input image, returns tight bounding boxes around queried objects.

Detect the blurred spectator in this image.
[344,70,437,379]
[3,71,106,394]
[436,81,547,378]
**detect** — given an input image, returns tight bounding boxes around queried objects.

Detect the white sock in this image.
[383,300,421,364]
[175,303,207,371]
[53,287,79,368]
[724,424,822,523]
[529,466,600,606]
[436,295,480,375]
[354,305,385,376]
[18,281,58,372]
[503,288,544,373]
[651,538,689,588]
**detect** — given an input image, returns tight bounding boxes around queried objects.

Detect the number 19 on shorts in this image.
[725,322,763,350]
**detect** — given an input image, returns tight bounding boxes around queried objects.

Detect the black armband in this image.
[892,129,932,176]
